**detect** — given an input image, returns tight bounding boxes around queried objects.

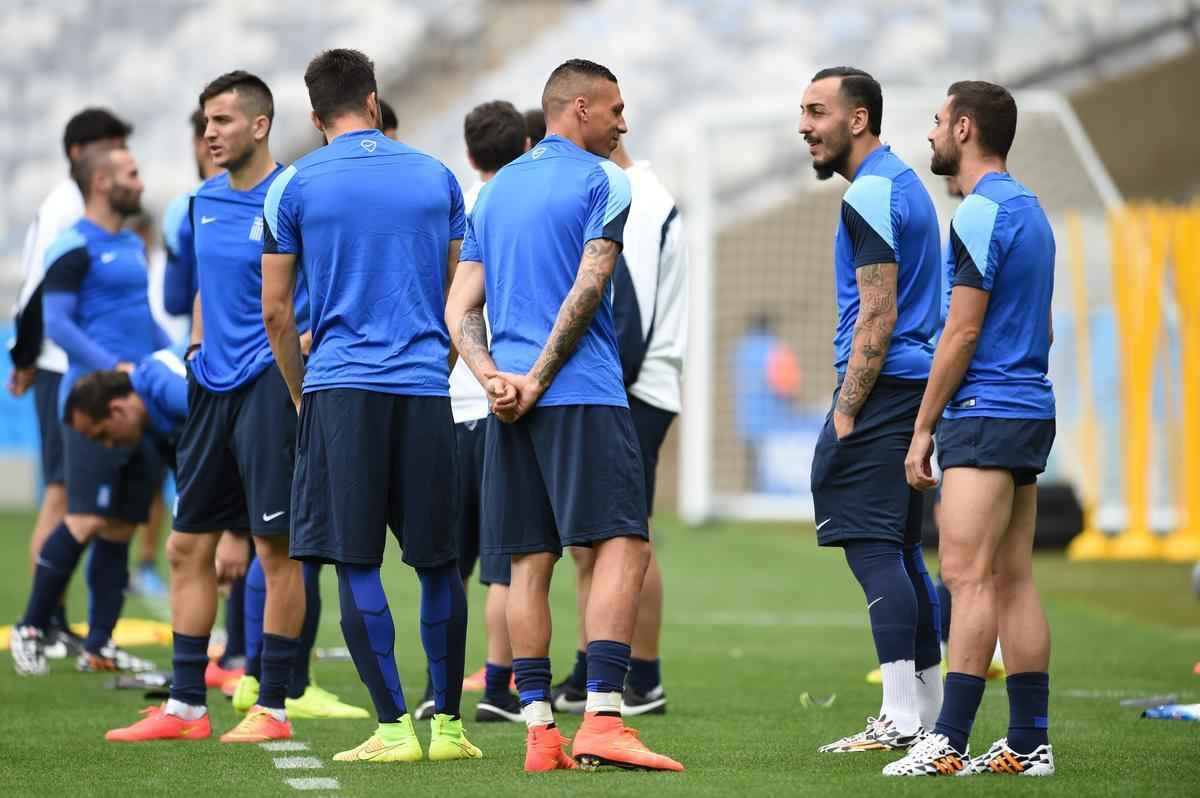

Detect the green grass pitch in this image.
[1,509,1198,796]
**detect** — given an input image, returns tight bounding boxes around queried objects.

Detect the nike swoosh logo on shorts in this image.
[262,511,285,522]
[867,596,884,610]
[816,518,832,531]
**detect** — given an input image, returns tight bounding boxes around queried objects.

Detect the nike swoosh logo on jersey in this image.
[201,216,218,224]
[262,511,285,522]
[816,518,832,531]
[100,252,117,263]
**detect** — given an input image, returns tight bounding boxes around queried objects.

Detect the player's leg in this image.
[901,491,943,730]
[233,554,266,711]
[551,546,592,713]
[130,487,168,599]
[967,479,1055,775]
[536,405,680,772]
[475,578,522,722]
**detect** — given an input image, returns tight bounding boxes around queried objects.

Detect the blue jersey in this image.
[264,129,464,396]
[190,167,309,393]
[460,135,632,407]
[42,219,164,408]
[162,190,197,316]
[944,171,1055,419]
[131,350,188,444]
[833,145,940,379]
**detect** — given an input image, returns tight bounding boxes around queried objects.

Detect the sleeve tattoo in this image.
[457,307,492,375]
[836,262,898,418]
[531,238,617,388]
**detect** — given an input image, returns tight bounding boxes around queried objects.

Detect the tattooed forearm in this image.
[456,308,497,379]
[836,263,898,418]
[530,238,617,389]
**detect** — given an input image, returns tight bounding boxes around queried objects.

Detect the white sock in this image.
[585,690,622,715]
[879,659,920,734]
[165,698,207,720]
[522,699,553,729]
[258,705,286,722]
[915,665,943,730]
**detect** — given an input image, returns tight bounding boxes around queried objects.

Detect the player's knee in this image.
[569,545,596,573]
[65,513,108,543]
[165,532,206,572]
[938,548,991,597]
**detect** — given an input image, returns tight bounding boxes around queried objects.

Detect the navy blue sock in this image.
[244,556,265,680]
[1006,672,1050,753]
[586,639,631,706]
[568,648,587,687]
[417,563,468,718]
[629,657,661,694]
[484,661,513,701]
[288,562,321,699]
[170,632,210,707]
[52,603,70,631]
[84,538,129,653]
[259,633,299,710]
[20,522,85,630]
[903,544,942,671]
[220,575,246,668]
[936,577,952,644]
[514,657,552,707]
[934,672,986,754]
[336,564,406,722]
[843,541,917,665]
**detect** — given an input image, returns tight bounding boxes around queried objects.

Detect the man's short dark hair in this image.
[811,66,883,136]
[947,81,1018,159]
[542,59,618,117]
[304,49,377,124]
[464,101,527,173]
[524,108,546,144]
[70,144,122,198]
[63,369,133,424]
[62,108,133,157]
[198,70,275,124]
[190,107,207,139]
[379,99,398,132]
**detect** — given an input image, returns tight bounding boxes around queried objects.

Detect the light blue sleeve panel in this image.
[42,228,87,272]
[842,174,896,254]
[161,192,191,256]
[263,164,300,254]
[950,193,1001,291]
[585,160,633,244]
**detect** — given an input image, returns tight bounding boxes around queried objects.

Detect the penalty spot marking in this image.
[285,778,341,791]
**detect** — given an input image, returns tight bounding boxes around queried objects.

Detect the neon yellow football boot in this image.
[333,715,423,763]
[428,713,483,761]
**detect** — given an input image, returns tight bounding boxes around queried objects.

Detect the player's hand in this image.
[833,410,855,441]
[7,367,35,397]
[905,427,938,491]
[486,376,518,420]
[486,371,541,421]
[116,361,135,374]
[299,331,313,357]
[215,531,250,585]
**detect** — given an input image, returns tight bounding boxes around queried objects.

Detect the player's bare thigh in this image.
[937,467,1015,582]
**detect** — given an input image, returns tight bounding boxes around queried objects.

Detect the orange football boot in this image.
[572,713,684,771]
[524,725,577,772]
[219,706,292,743]
[106,705,212,742]
[205,660,245,689]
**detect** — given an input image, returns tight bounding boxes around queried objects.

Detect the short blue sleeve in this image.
[460,215,481,263]
[584,161,632,245]
[949,193,1001,292]
[841,174,897,268]
[447,169,466,240]
[263,165,301,255]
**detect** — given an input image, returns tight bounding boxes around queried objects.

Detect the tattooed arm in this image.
[445,259,516,417]
[834,262,898,438]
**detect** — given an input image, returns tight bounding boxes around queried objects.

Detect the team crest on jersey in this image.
[530,146,546,160]
[360,139,377,153]
[249,216,264,242]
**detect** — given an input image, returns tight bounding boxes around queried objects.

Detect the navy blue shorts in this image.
[33,369,65,486]
[64,424,162,523]
[452,417,510,586]
[628,395,676,517]
[291,390,457,569]
[174,365,296,537]
[937,417,1056,487]
[481,404,649,558]
[810,378,926,548]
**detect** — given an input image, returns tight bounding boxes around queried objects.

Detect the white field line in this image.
[262,741,312,752]
[284,778,341,791]
[274,756,324,770]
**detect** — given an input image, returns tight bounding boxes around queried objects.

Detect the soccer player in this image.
[554,136,687,717]
[886,82,1056,778]
[10,144,166,676]
[379,99,398,139]
[447,58,683,772]
[798,67,944,751]
[8,109,132,666]
[262,48,479,763]
[418,99,529,725]
[64,353,188,459]
[523,107,546,144]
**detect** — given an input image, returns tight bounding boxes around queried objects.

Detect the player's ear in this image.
[851,106,869,136]
[366,91,379,126]
[310,110,324,135]
[253,114,271,144]
[575,94,589,123]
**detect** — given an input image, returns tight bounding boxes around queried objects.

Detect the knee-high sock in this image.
[936,576,952,644]
[336,564,406,723]
[288,562,321,699]
[259,633,299,711]
[220,575,247,668]
[417,563,468,718]
[244,556,266,680]
[170,632,210,707]
[20,522,85,631]
[84,538,129,653]
[904,545,944,728]
[844,540,919,731]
